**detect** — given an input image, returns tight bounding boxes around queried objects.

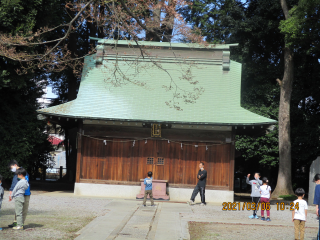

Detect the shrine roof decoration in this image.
[38,39,276,126]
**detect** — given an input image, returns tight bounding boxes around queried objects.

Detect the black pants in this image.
[190,185,205,204]
[252,197,260,216]
[317,210,320,240]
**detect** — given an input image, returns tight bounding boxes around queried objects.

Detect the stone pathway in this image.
[75,199,320,240]
[75,200,191,240]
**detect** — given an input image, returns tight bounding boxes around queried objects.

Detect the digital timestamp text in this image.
[222,202,299,211]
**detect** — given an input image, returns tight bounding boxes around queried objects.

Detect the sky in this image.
[46,86,58,98]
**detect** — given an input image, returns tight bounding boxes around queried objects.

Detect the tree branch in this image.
[118,0,170,42]
[3,0,96,62]
[37,0,96,61]
[0,24,70,47]
[118,0,150,32]
[276,78,282,86]
[280,0,290,20]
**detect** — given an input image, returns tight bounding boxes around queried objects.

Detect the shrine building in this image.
[38,39,276,203]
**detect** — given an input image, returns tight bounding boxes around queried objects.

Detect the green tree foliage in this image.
[279,0,320,52]
[2,0,184,181]
[281,0,320,170]
[236,128,279,167]
[181,0,283,167]
[0,0,40,89]
[181,0,320,181]
[0,79,53,179]
[0,0,58,179]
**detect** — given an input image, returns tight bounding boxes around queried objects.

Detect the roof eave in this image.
[37,111,277,126]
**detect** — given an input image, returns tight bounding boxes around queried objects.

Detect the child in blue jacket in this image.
[143,171,155,207]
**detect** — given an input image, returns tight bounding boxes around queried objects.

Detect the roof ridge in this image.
[89,37,239,50]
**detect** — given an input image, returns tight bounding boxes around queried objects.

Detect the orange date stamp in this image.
[222,202,299,211]
[222,202,270,211]
[275,202,299,211]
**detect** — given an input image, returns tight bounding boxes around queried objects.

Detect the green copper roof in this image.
[38,41,276,125]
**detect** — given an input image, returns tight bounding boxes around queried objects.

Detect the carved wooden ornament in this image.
[151,124,161,137]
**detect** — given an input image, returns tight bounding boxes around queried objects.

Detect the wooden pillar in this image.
[42,166,47,181]
[75,121,83,183]
[229,132,236,191]
[60,166,63,180]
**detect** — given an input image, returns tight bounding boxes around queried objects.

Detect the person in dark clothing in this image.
[0,174,3,231]
[313,173,320,240]
[187,162,207,206]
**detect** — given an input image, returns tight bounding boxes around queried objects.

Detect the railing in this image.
[41,166,67,180]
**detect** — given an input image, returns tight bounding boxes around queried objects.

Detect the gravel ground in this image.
[1,191,319,240]
[183,202,319,222]
[184,203,319,240]
[189,222,318,240]
[0,191,111,240]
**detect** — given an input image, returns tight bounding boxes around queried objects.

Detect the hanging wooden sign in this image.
[151,124,161,137]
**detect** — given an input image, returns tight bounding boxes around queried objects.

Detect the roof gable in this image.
[38,40,276,125]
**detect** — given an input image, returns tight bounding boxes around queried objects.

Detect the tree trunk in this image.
[272,0,295,198]
[272,46,294,197]
[161,0,174,42]
[98,4,105,39]
[146,0,161,41]
[64,9,79,182]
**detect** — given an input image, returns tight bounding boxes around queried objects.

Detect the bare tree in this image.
[0,0,205,181]
[0,0,202,70]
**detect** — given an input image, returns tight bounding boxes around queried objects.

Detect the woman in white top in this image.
[259,177,272,221]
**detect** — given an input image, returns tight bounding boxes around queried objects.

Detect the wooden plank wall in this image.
[79,136,234,188]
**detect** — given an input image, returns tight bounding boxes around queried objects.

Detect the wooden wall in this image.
[77,135,235,190]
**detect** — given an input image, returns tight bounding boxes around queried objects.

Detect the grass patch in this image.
[278,195,297,201]
[0,212,97,240]
[189,222,221,240]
